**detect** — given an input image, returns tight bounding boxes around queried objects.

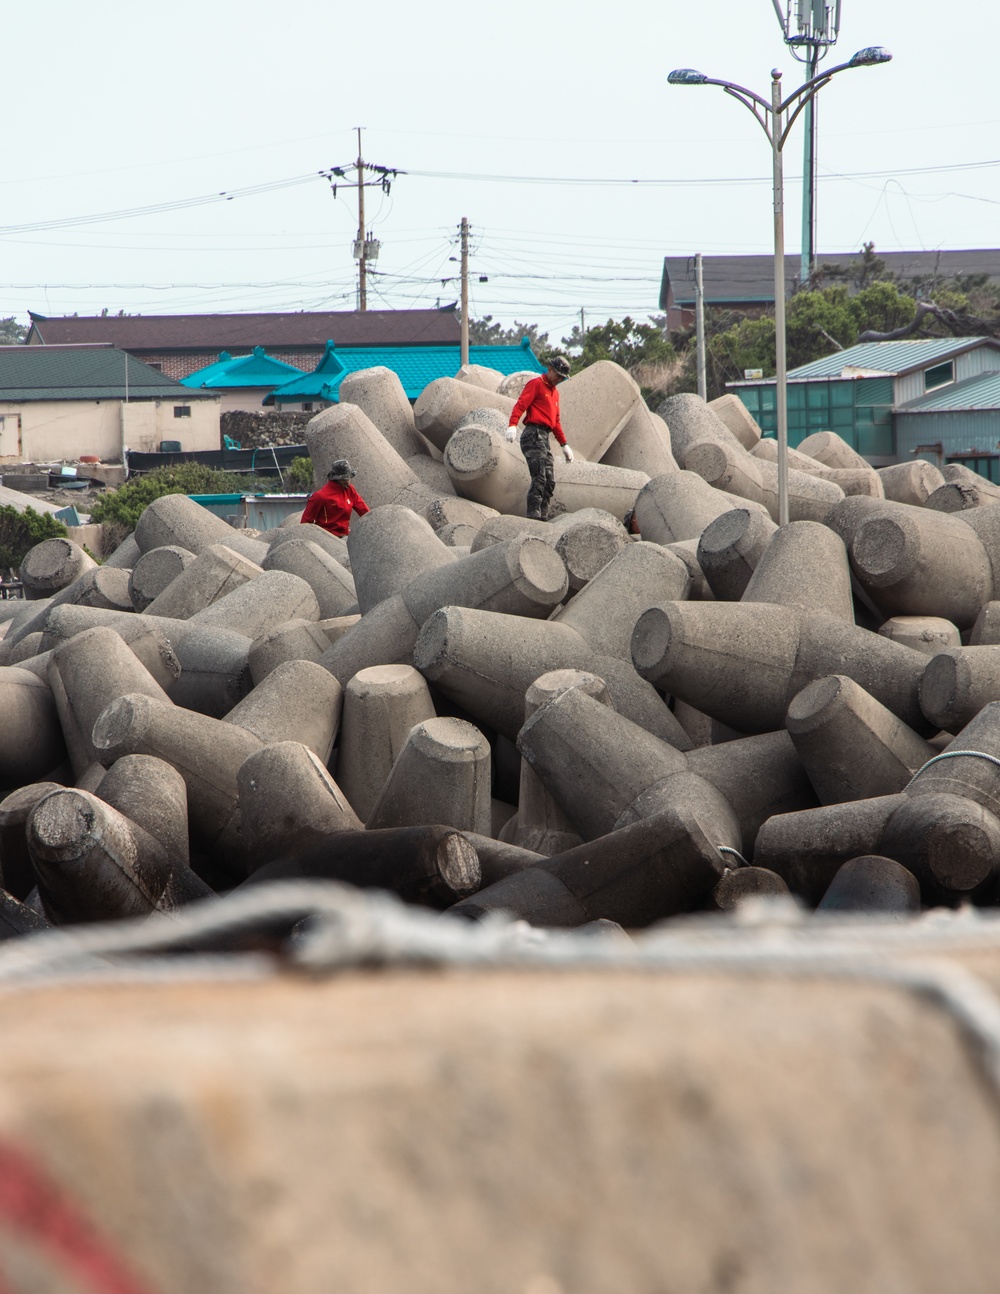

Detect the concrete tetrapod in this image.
[454,363,503,391]
[0,669,66,790]
[0,567,136,655]
[500,670,611,857]
[414,378,515,453]
[133,492,268,565]
[141,542,263,620]
[815,856,921,916]
[796,430,873,472]
[598,403,678,478]
[95,754,191,870]
[707,393,763,451]
[248,619,333,684]
[656,392,745,467]
[337,665,436,824]
[919,646,1000,733]
[224,659,343,764]
[26,788,181,924]
[553,511,629,591]
[633,601,930,735]
[267,523,350,570]
[751,437,883,498]
[848,500,993,628]
[415,605,688,744]
[366,717,492,836]
[878,616,961,656]
[447,805,728,928]
[697,508,779,601]
[91,693,263,875]
[164,625,253,718]
[0,889,49,938]
[238,742,363,872]
[712,866,792,910]
[240,824,481,909]
[557,360,641,461]
[188,569,321,639]
[337,366,425,460]
[553,542,692,662]
[261,538,358,620]
[877,460,946,506]
[346,506,455,615]
[741,522,854,623]
[305,401,438,511]
[19,538,97,600]
[128,545,195,612]
[420,496,498,536]
[633,471,769,546]
[320,534,569,687]
[786,674,938,804]
[0,782,64,900]
[47,626,174,777]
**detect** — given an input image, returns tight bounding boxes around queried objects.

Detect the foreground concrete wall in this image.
[0,969,997,1294]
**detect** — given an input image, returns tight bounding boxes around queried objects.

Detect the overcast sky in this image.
[3,0,996,346]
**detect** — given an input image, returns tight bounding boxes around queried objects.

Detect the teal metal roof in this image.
[0,344,207,401]
[264,337,544,404]
[787,338,1000,380]
[180,346,304,390]
[898,371,1000,413]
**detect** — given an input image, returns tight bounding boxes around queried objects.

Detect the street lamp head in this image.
[848,45,892,67]
[667,68,708,85]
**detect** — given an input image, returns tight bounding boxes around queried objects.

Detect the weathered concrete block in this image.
[347,506,456,615]
[558,360,641,461]
[167,625,254,718]
[796,430,872,472]
[599,404,678,478]
[877,460,945,506]
[0,668,65,793]
[189,569,320,639]
[697,508,779,601]
[337,664,436,824]
[238,742,363,871]
[414,378,515,453]
[742,521,854,623]
[305,402,437,511]
[134,493,268,565]
[708,393,763,450]
[367,716,492,835]
[19,538,97,600]
[816,855,921,915]
[248,618,333,684]
[128,544,195,612]
[880,615,961,655]
[262,537,358,619]
[142,542,263,621]
[454,363,503,391]
[337,366,425,459]
[634,471,769,546]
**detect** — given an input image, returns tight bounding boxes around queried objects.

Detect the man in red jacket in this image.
[505,356,574,519]
[300,458,370,536]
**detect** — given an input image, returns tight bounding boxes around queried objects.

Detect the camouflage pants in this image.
[521,423,555,517]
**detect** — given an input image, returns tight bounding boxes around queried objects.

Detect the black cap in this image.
[328,458,356,480]
[548,356,571,378]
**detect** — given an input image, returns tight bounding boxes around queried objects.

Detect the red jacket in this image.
[300,480,370,536]
[508,375,566,446]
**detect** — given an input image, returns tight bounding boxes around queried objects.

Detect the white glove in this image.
[562,444,574,463]
[504,426,517,443]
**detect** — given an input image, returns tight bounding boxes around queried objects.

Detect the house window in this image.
[924,361,954,391]
[146,361,163,372]
[173,406,192,418]
[302,403,314,412]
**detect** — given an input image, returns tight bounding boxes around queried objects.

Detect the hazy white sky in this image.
[3,0,997,345]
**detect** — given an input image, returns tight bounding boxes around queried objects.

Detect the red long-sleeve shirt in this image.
[508,375,567,446]
[300,480,370,536]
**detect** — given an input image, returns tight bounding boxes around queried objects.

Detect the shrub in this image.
[287,457,314,491]
[0,505,67,574]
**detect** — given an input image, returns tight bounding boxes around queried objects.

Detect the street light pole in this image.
[668,46,891,527]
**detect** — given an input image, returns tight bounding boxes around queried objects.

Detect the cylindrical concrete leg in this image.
[27,788,174,924]
[880,615,961,656]
[337,365,425,459]
[262,538,358,619]
[225,659,343,764]
[919,646,1000,733]
[0,668,67,789]
[877,461,945,506]
[787,674,937,804]
[95,754,190,867]
[128,545,195,612]
[366,717,492,835]
[816,856,921,915]
[167,626,253,718]
[697,508,779,601]
[347,506,455,615]
[47,626,172,776]
[0,782,64,899]
[134,493,267,565]
[712,866,791,910]
[742,522,854,623]
[188,569,320,639]
[20,538,97,600]
[248,619,333,685]
[337,664,436,823]
[238,742,363,872]
[241,823,481,909]
[882,792,1000,902]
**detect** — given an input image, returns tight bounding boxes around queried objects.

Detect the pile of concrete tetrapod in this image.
[2,356,1000,942]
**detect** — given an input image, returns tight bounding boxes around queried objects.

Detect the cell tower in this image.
[771,1,843,283]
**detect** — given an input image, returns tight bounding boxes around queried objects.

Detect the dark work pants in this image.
[521,423,556,517]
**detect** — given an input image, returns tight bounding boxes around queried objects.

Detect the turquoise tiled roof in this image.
[264,337,544,404]
[898,371,1000,413]
[180,346,304,389]
[787,338,1000,380]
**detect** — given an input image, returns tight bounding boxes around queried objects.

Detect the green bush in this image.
[0,505,67,574]
[287,457,314,491]
[90,463,290,548]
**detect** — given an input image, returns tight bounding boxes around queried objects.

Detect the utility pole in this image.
[321,134,402,313]
[772,1,843,283]
[694,253,707,401]
[460,217,470,367]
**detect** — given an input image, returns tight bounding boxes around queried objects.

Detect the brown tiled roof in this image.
[26,309,461,350]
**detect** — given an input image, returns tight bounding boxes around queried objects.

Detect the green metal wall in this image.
[734,377,895,455]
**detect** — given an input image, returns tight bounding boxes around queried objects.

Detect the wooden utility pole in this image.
[695,253,707,401]
[357,128,367,311]
[460,217,469,367]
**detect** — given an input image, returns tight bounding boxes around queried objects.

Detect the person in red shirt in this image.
[300,458,370,537]
[505,356,574,519]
